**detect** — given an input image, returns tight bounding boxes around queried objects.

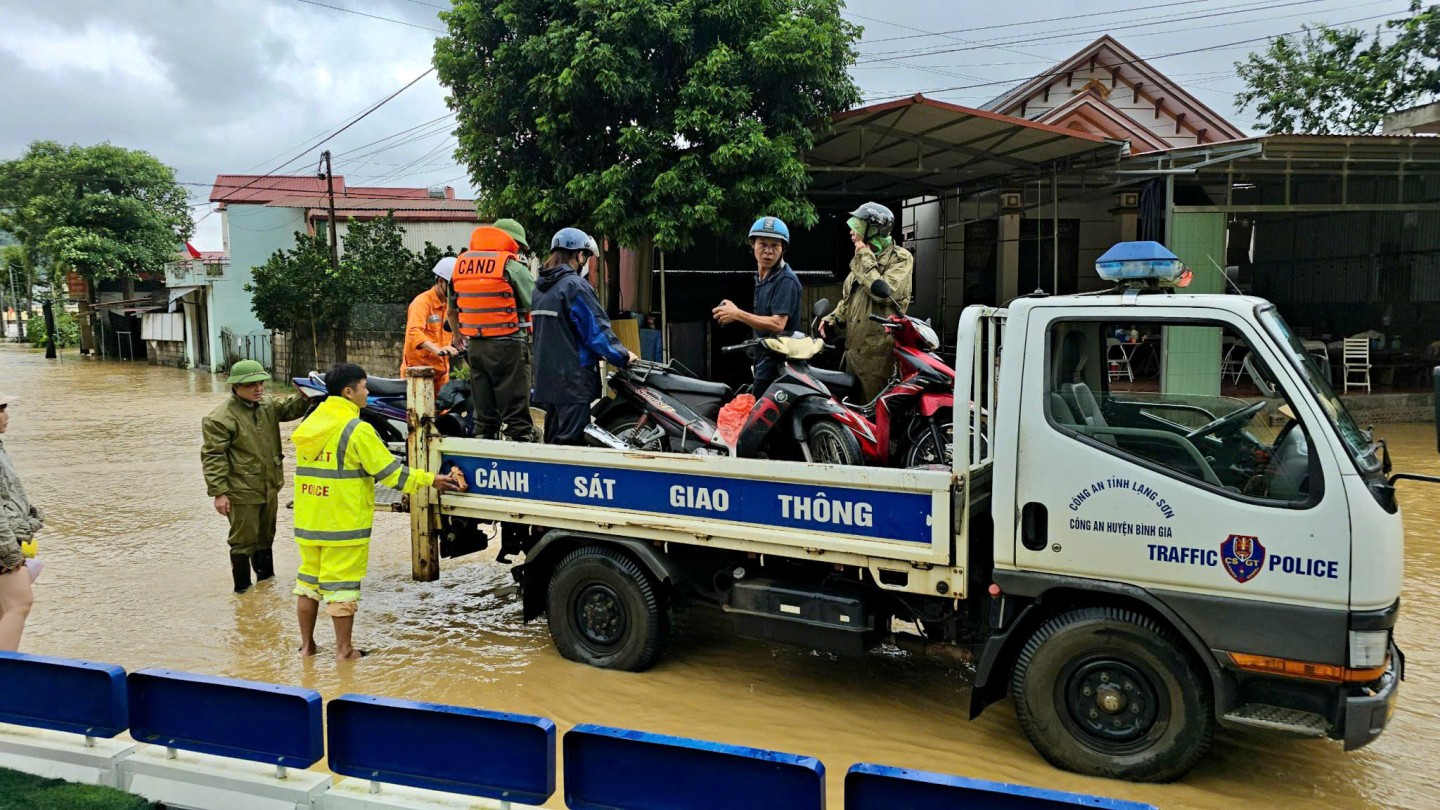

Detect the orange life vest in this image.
[453,225,524,338]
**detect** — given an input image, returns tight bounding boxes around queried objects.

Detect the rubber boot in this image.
[251,549,275,582]
[231,554,253,594]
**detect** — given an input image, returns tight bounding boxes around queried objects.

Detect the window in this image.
[1045,318,1316,504]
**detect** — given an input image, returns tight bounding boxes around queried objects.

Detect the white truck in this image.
[405,262,1425,782]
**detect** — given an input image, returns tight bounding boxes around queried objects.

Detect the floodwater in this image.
[2,343,1439,809]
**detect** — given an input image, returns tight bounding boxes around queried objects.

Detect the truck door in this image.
[1011,307,1350,611]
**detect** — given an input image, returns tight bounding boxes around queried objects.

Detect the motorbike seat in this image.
[643,370,732,399]
[365,376,409,396]
[810,366,859,395]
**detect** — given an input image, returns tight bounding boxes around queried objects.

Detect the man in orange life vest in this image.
[401,257,460,395]
[452,220,537,441]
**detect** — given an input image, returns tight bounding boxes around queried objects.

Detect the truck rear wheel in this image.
[1009,607,1213,782]
[546,545,666,672]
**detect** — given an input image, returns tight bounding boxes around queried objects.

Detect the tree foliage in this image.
[0,141,192,286]
[434,0,862,251]
[1236,1,1440,135]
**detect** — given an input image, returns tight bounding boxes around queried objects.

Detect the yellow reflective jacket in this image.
[291,396,434,547]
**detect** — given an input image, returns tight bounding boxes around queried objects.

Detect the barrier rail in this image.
[0,651,1155,809]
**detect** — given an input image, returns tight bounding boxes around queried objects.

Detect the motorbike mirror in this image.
[812,298,832,319]
[870,278,893,298]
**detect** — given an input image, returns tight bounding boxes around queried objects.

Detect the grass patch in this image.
[0,768,152,809]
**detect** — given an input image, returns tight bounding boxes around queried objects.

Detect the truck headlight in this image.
[1349,630,1390,669]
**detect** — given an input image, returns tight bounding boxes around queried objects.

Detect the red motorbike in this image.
[816,279,958,467]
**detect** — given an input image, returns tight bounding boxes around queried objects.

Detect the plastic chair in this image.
[1220,340,1247,384]
[1343,337,1371,393]
[1106,338,1134,382]
[1302,340,1331,385]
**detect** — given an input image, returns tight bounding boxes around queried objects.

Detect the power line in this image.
[858,0,1344,62]
[857,9,1401,102]
[289,0,446,33]
[860,0,1249,46]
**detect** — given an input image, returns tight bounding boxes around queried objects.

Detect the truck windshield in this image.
[1257,306,1381,474]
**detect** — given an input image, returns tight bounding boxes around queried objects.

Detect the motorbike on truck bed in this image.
[592,308,863,465]
[413,241,1439,784]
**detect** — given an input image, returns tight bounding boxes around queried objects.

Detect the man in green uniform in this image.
[201,360,312,593]
[820,202,915,402]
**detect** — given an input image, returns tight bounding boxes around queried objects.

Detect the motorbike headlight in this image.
[1348,629,1390,669]
[913,319,940,351]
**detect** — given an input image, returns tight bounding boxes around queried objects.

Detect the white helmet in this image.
[432,256,457,282]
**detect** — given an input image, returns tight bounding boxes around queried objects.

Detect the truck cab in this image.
[965,289,1403,780]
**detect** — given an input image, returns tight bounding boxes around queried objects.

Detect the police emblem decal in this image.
[1220,534,1265,583]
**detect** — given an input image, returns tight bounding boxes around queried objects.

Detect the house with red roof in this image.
[191,174,480,373]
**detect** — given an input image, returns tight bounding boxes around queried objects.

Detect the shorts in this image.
[293,544,370,617]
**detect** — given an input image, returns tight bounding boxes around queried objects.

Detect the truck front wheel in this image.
[546,545,666,672]
[1009,607,1213,782]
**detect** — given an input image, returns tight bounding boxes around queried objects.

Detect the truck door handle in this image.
[1021,502,1047,551]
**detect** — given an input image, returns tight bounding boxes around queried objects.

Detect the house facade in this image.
[203,174,480,373]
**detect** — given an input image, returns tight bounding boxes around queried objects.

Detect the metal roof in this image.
[804,95,1124,202]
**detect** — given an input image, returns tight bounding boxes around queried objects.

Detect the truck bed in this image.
[434,438,959,591]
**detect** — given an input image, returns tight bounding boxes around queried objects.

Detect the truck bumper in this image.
[1341,643,1403,752]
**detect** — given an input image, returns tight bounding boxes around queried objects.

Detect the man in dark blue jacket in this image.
[531,228,637,444]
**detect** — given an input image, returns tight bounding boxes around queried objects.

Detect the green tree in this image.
[342,215,452,304]
[1236,1,1440,135]
[247,232,347,378]
[434,0,861,252]
[0,141,192,284]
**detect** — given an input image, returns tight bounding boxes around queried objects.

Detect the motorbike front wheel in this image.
[902,418,954,467]
[807,421,863,466]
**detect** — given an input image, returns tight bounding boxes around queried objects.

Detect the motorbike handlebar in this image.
[868,314,891,323]
[721,342,754,354]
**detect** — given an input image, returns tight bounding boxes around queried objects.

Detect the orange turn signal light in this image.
[1228,652,1387,684]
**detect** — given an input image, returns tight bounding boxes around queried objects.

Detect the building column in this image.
[997,190,1024,303]
[1111,191,1140,243]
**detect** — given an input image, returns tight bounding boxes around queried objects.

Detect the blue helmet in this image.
[551,227,593,252]
[748,216,790,244]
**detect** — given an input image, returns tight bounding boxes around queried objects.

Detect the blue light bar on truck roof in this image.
[1096,241,1185,282]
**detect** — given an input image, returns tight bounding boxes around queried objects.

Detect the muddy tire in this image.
[546,545,666,672]
[1009,607,1213,782]
[601,413,665,452]
[902,418,953,467]
[807,420,863,466]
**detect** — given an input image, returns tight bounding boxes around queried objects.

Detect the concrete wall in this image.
[147,339,187,368]
[273,329,407,380]
[334,220,474,255]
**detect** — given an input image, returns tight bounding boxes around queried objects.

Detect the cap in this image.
[0,393,17,407]
[493,218,530,250]
[226,359,271,385]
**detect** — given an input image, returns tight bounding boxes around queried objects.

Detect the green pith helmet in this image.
[493,218,529,250]
[227,359,271,385]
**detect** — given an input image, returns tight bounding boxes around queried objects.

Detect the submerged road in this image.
[3,343,1438,808]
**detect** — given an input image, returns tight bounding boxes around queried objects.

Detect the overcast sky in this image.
[0,0,1415,250]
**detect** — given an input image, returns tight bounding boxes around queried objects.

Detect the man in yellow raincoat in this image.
[820,202,915,402]
[290,363,461,660]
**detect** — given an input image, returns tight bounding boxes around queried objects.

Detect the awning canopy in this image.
[804,95,1124,202]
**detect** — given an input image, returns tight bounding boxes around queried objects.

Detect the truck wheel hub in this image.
[1065,659,1159,747]
[576,584,626,647]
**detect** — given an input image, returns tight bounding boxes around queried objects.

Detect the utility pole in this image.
[7,260,23,341]
[320,150,346,363]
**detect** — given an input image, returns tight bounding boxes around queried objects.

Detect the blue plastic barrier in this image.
[127,668,323,768]
[564,724,825,810]
[845,764,1159,809]
[0,651,128,737]
[328,694,555,804]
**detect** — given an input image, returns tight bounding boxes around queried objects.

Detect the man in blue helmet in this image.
[712,216,803,395]
[531,228,637,444]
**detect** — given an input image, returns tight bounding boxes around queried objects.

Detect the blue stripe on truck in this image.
[441,455,936,544]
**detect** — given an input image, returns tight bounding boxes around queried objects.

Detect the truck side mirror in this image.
[871,279,893,299]
[812,298,832,319]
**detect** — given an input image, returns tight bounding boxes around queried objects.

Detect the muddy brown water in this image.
[3,344,1438,808]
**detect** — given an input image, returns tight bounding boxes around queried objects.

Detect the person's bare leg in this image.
[296,595,320,656]
[332,614,363,661]
[0,567,35,652]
